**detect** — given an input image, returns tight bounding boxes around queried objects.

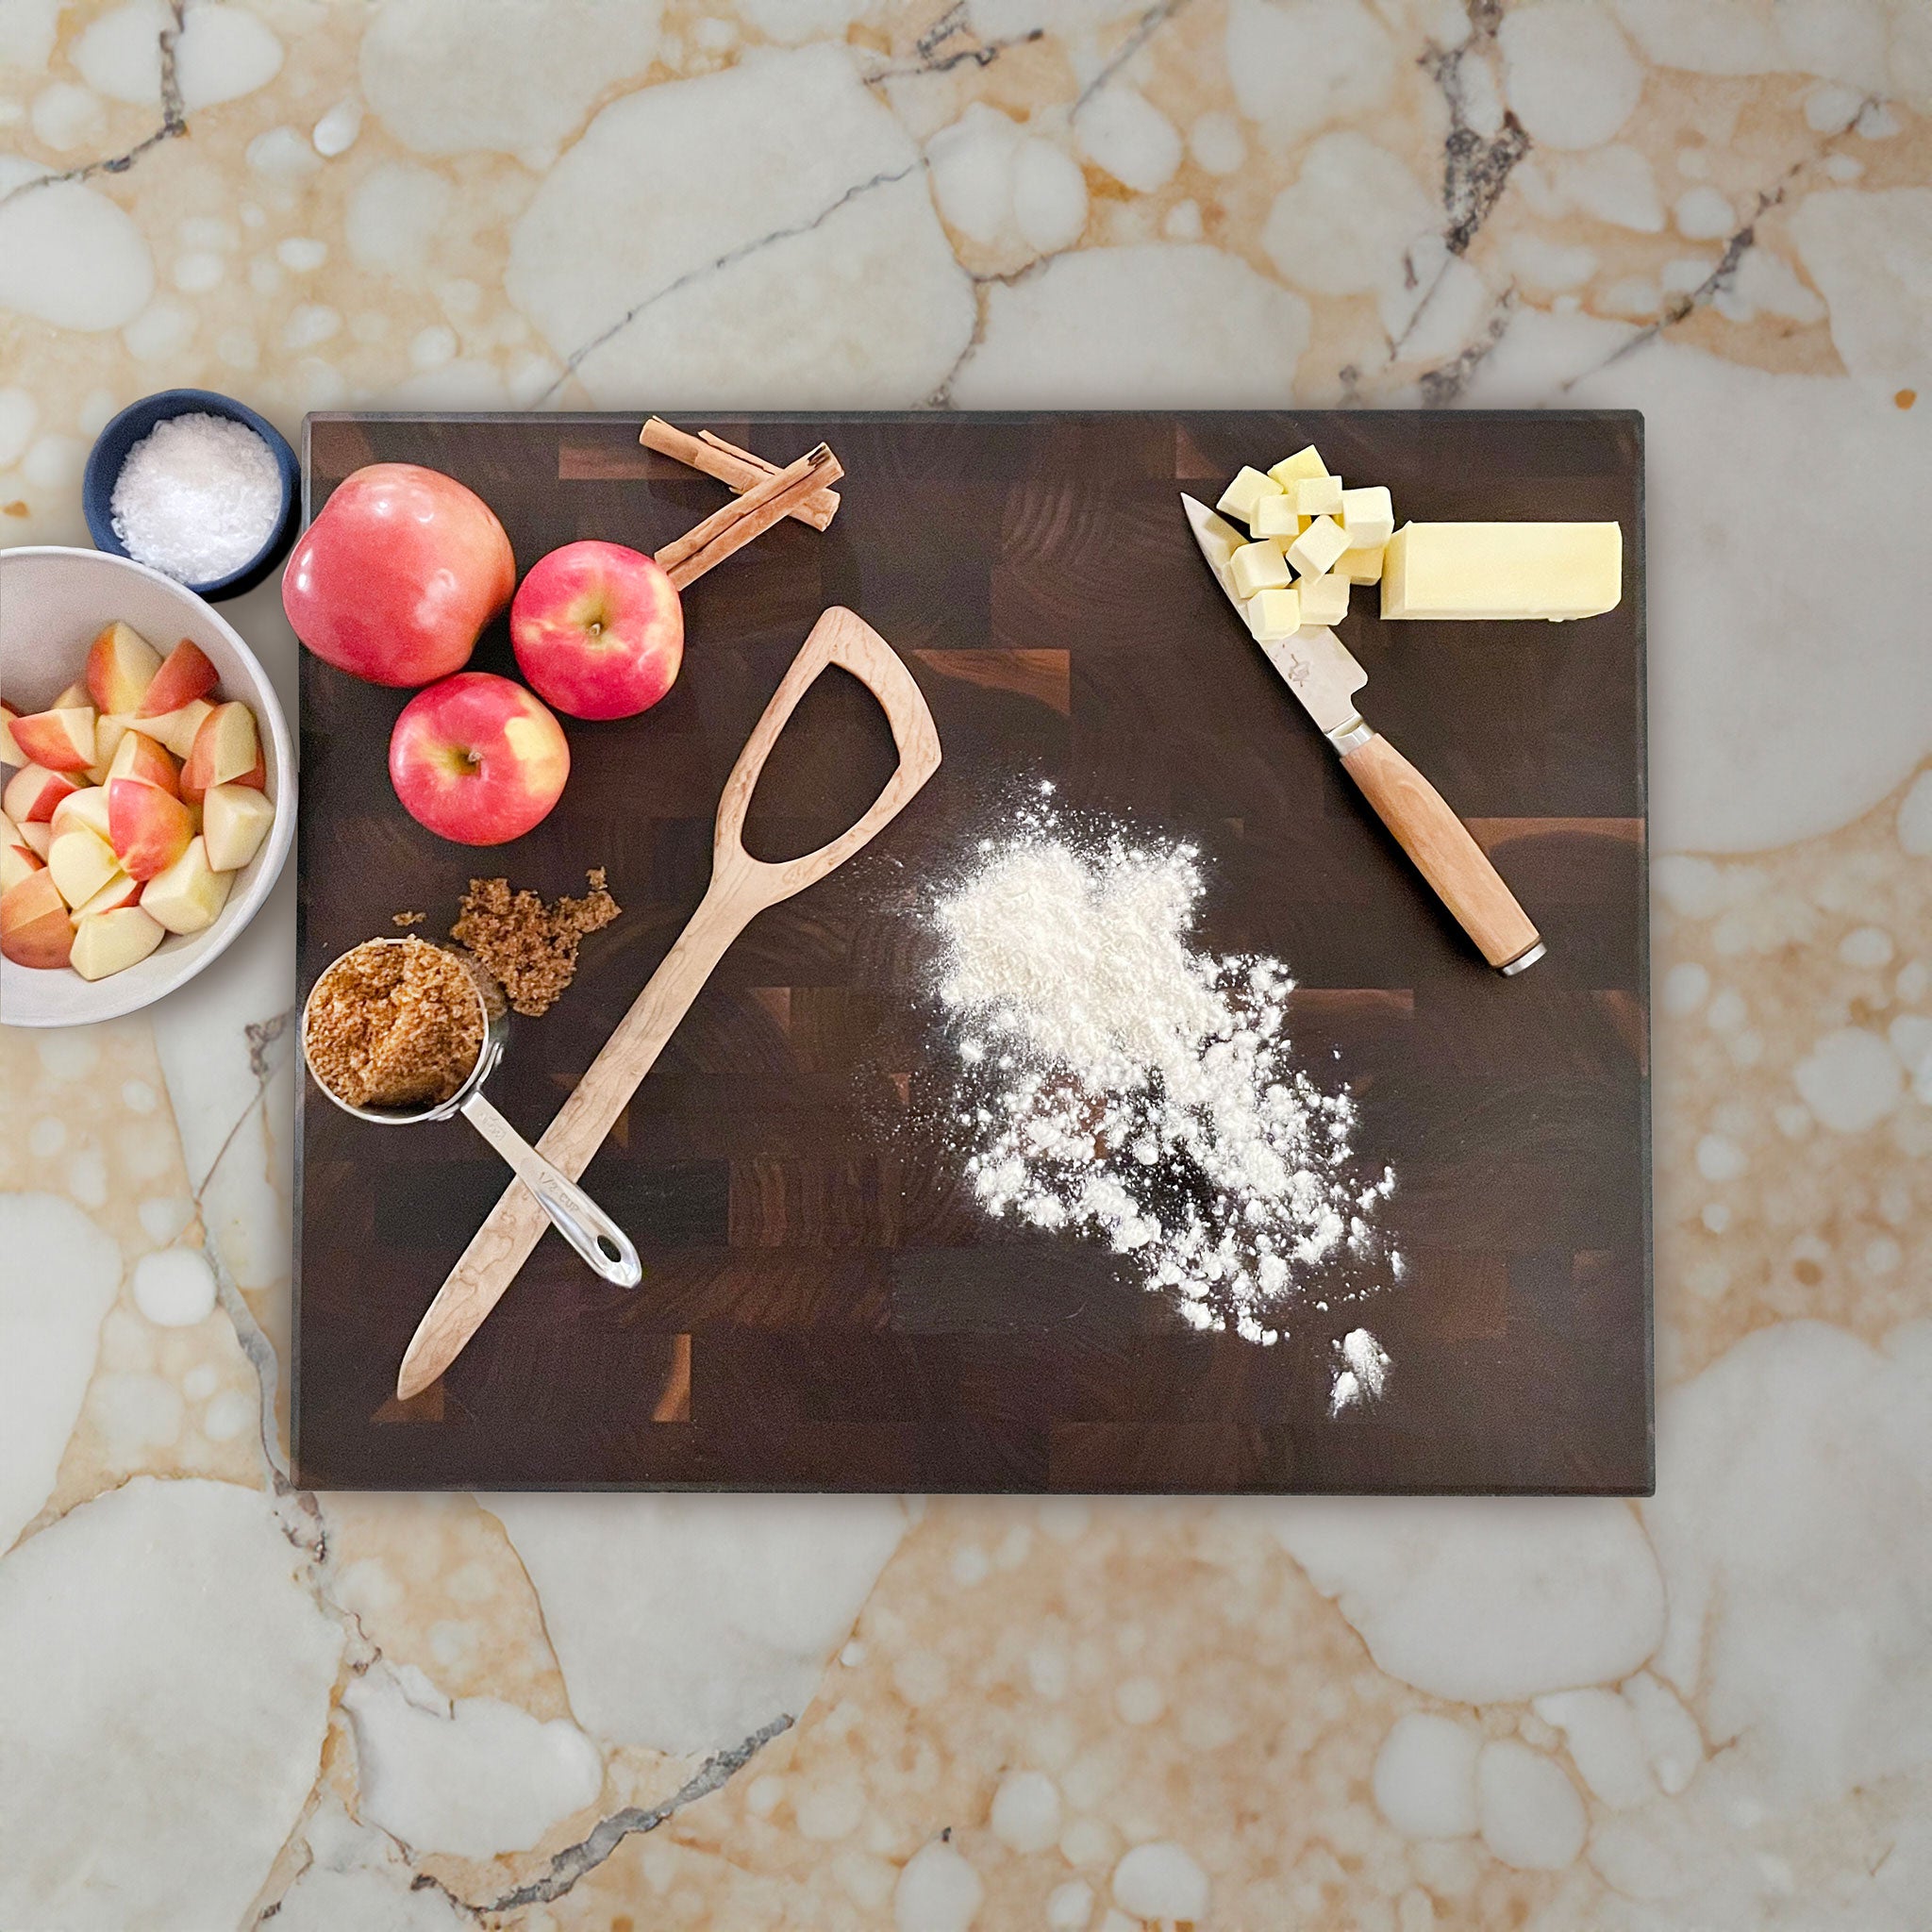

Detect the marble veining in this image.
[1,1,1929,1926]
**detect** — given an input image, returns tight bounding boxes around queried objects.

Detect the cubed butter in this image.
[1230,539,1291,599]
[1287,514,1349,579]
[1380,522,1623,621]
[1336,543,1385,584]
[1217,465,1284,527]
[1267,444,1327,488]
[1244,586,1301,641]
[1339,485,1393,548]
[1296,573,1350,625]
[1292,474,1343,518]
[1251,493,1304,539]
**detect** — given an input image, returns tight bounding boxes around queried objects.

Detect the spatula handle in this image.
[1340,731,1542,973]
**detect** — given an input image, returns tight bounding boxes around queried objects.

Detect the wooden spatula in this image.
[395,607,942,1400]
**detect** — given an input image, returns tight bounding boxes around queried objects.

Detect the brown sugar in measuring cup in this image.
[302,938,641,1292]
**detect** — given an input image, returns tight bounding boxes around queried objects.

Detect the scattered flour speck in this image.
[929,801,1400,1363]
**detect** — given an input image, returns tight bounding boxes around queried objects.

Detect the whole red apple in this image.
[510,541,684,722]
[284,463,515,688]
[389,673,569,845]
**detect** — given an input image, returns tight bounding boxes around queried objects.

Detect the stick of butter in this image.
[1380,523,1622,621]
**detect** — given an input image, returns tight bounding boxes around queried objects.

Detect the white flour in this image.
[1329,1326,1392,1414]
[933,795,1400,1360]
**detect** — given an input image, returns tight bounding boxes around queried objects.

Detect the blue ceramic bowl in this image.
[82,388,300,602]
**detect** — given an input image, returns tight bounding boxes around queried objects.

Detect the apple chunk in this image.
[202,782,275,873]
[4,762,82,824]
[0,705,23,766]
[72,871,141,919]
[145,698,216,762]
[19,822,52,859]
[0,870,75,968]
[11,706,98,774]
[86,620,161,715]
[180,701,263,804]
[108,777,193,880]
[70,905,165,980]
[142,836,232,934]
[1,835,42,893]
[136,637,217,718]
[51,785,113,842]
[48,827,122,910]
[106,728,180,795]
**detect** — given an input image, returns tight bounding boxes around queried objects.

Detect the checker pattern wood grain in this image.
[293,411,1649,1494]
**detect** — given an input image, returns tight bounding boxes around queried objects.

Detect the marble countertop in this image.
[2,2,1929,1927]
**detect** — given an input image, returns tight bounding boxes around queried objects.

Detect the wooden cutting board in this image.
[294,410,1648,1494]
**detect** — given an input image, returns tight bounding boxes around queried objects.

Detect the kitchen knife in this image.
[1182,493,1543,974]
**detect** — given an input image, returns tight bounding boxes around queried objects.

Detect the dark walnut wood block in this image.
[294,411,1648,1494]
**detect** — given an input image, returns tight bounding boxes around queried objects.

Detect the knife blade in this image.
[1181,491,1544,974]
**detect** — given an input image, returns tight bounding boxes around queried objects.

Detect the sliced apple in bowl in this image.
[47,826,123,910]
[108,777,193,881]
[85,620,161,716]
[142,836,232,935]
[202,783,275,873]
[135,638,216,718]
[10,705,97,774]
[0,870,76,969]
[180,701,263,805]
[70,905,165,980]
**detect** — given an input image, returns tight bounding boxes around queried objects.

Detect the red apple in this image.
[510,541,684,722]
[388,672,569,845]
[85,621,160,715]
[180,701,263,805]
[4,763,82,824]
[284,462,516,687]
[137,638,218,717]
[11,706,98,773]
[0,870,75,969]
[108,777,193,880]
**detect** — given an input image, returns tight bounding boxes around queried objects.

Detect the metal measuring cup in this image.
[302,939,641,1289]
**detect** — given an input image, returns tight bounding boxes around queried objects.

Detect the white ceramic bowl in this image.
[0,546,294,1027]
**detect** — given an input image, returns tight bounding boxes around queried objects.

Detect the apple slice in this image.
[142,836,232,934]
[0,870,75,968]
[71,904,165,980]
[137,638,219,718]
[19,821,52,859]
[108,777,193,880]
[92,711,139,780]
[144,698,216,762]
[47,827,122,910]
[85,620,161,715]
[181,701,263,804]
[72,871,141,919]
[202,782,275,873]
[11,706,99,774]
[0,704,23,766]
[51,785,112,842]
[1,835,42,893]
[4,762,82,824]
[53,680,89,710]
[106,728,180,795]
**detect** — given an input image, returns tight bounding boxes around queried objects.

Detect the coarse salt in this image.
[931,798,1400,1355]
[109,411,281,584]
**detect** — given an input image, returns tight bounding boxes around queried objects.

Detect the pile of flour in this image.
[933,795,1399,1366]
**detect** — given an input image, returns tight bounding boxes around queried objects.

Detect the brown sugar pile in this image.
[305,939,484,1108]
[450,869,620,1018]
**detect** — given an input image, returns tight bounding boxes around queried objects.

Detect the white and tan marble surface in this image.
[3,2,1930,1926]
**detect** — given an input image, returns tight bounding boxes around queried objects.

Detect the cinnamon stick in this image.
[655,445,844,591]
[639,417,840,531]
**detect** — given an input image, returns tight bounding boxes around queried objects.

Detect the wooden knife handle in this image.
[1340,733,1542,972]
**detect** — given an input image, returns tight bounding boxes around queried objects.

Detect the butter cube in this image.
[1243,587,1301,641]
[1336,543,1385,584]
[1287,514,1349,579]
[1292,474,1343,518]
[1217,465,1285,527]
[1230,540,1291,599]
[1339,485,1393,548]
[1296,573,1350,626]
[1251,493,1304,539]
[1380,522,1623,621]
[1267,444,1327,488]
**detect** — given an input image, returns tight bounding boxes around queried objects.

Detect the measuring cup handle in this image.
[458,1092,642,1289]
